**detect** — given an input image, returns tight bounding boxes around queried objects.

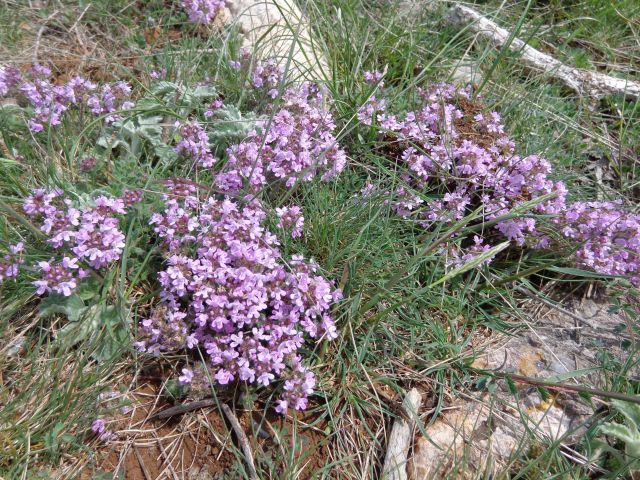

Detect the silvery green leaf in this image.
[151,81,181,100]
[209,105,256,143]
[55,304,131,361]
[154,144,179,164]
[185,84,218,103]
[119,114,165,145]
[39,294,86,322]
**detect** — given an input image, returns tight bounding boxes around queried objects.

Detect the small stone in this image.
[6,337,25,357]
[226,0,327,80]
[449,56,482,87]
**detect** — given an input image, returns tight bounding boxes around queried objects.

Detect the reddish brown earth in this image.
[78,379,331,479]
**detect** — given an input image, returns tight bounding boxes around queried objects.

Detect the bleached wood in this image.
[447,4,640,99]
[382,388,423,480]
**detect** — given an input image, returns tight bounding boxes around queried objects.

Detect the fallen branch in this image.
[382,388,423,480]
[446,4,640,99]
[221,403,259,480]
[488,371,640,405]
[153,400,258,478]
[150,399,217,420]
[133,446,153,480]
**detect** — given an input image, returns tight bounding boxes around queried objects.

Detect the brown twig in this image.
[490,371,640,405]
[153,433,180,480]
[150,399,218,420]
[133,446,153,480]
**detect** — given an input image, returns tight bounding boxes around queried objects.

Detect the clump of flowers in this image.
[80,156,98,172]
[22,188,128,295]
[175,120,215,167]
[90,418,114,442]
[216,82,346,194]
[121,188,144,207]
[0,243,24,285]
[136,180,341,412]
[276,205,304,238]
[33,257,88,296]
[204,98,224,118]
[181,0,225,24]
[149,68,167,80]
[362,82,565,241]
[360,76,639,284]
[559,201,640,285]
[86,81,135,123]
[0,64,134,132]
[231,50,284,99]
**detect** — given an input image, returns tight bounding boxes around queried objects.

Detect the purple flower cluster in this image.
[0,65,134,132]
[33,257,88,297]
[363,83,566,240]
[136,180,341,411]
[276,205,304,238]
[91,418,114,442]
[559,201,640,284]
[181,0,225,24]
[216,82,346,194]
[86,81,135,123]
[0,243,24,285]
[175,121,216,167]
[360,78,639,283]
[357,71,386,125]
[231,50,284,99]
[204,98,224,118]
[23,189,127,295]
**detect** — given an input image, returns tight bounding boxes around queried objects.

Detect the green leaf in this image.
[0,103,26,130]
[537,386,551,401]
[55,304,131,361]
[429,241,510,288]
[150,81,218,111]
[119,114,165,146]
[599,423,637,445]
[151,81,177,96]
[186,84,218,103]
[44,422,65,454]
[547,367,601,383]
[75,279,100,302]
[578,391,594,406]
[506,376,518,396]
[39,294,86,322]
[612,400,640,432]
[154,144,179,164]
[163,379,186,401]
[209,105,256,144]
[475,376,491,390]
[547,266,620,279]
[91,305,131,361]
[55,304,102,347]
